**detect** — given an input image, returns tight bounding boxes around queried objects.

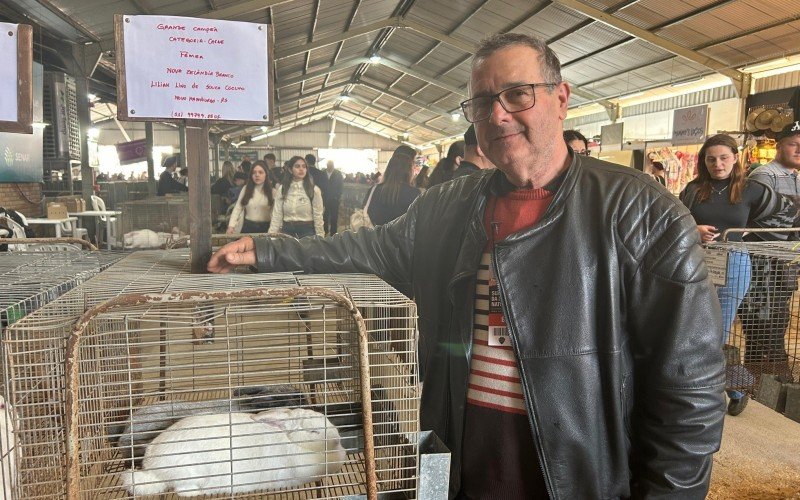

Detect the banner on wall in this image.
[672,105,708,145]
[0,62,43,182]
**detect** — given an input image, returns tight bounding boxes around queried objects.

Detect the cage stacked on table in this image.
[0,251,124,499]
[3,250,420,499]
[704,240,800,395]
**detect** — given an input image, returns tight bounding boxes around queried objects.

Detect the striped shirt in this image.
[748,160,800,239]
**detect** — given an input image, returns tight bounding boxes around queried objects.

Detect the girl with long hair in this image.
[366,153,421,226]
[427,141,465,187]
[227,161,274,234]
[268,156,324,238]
[680,133,794,416]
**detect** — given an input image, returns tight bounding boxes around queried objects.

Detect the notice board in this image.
[116,15,273,124]
[672,105,708,145]
[0,23,33,134]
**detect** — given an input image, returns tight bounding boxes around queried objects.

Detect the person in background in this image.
[739,120,800,377]
[304,153,325,188]
[319,160,344,235]
[226,172,247,207]
[211,161,236,197]
[453,125,495,179]
[680,133,794,416]
[227,160,274,234]
[240,160,252,175]
[651,161,667,186]
[178,167,189,188]
[264,153,282,185]
[413,165,430,189]
[269,156,324,238]
[563,129,589,156]
[209,32,725,499]
[428,141,465,187]
[365,153,420,226]
[157,155,188,196]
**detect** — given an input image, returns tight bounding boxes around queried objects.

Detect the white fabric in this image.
[228,185,273,233]
[268,181,324,236]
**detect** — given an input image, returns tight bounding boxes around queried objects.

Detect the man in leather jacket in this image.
[208,33,725,499]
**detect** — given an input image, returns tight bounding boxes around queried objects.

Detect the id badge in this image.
[488,277,509,346]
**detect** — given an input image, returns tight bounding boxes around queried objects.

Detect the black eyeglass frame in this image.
[460,82,559,123]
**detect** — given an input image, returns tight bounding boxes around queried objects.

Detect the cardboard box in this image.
[46,202,69,220]
[54,196,86,212]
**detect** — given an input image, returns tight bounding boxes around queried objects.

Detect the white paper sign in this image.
[704,246,729,287]
[122,15,270,121]
[0,23,19,122]
[672,105,708,145]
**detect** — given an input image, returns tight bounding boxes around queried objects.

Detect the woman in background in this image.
[269,156,324,238]
[211,161,236,196]
[414,165,430,190]
[427,141,465,187]
[366,153,420,226]
[680,133,794,416]
[227,160,274,234]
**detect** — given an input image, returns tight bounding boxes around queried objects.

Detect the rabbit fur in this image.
[110,385,307,464]
[119,407,346,497]
[0,396,17,500]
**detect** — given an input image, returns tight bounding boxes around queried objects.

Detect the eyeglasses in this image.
[460,83,558,123]
[575,149,591,157]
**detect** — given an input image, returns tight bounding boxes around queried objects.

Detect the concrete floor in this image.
[708,399,800,499]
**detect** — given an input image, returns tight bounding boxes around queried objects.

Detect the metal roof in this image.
[3,0,800,147]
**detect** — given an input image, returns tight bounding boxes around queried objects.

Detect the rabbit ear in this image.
[252,414,286,430]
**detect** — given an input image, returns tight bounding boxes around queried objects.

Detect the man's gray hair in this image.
[472,33,563,85]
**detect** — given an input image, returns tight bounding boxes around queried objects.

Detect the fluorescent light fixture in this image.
[743,57,789,73]
[87,93,97,101]
[369,54,381,64]
[260,126,268,132]
[329,132,336,137]
[266,129,282,138]
[251,133,268,141]
[231,141,245,148]
[339,95,351,101]
[451,112,461,121]
[671,77,704,88]
[621,91,645,99]
[87,128,100,139]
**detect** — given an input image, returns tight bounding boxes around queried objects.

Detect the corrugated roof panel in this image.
[380,28,439,66]
[455,0,546,41]
[754,70,800,93]
[514,3,590,40]
[337,36,378,60]
[350,0,396,25]
[313,0,353,39]
[705,23,800,66]
[405,0,488,33]
[305,44,342,66]
[656,23,714,50]
[550,24,631,63]
[612,0,691,30]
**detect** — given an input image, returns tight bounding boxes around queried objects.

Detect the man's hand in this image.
[207,236,256,273]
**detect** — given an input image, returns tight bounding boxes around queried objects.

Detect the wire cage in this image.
[0,251,125,499]
[120,198,190,235]
[705,239,800,395]
[3,250,420,499]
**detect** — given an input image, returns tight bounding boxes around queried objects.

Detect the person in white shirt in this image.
[227,161,274,234]
[268,156,324,238]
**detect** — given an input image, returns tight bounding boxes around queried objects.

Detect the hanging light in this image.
[369,54,381,64]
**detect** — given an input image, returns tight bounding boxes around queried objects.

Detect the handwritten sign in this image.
[672,105,708,145]
[703,246,728,287]
[0,23,19,123]
[120,15,270,122]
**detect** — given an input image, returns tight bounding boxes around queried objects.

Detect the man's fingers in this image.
[225,250,256,266]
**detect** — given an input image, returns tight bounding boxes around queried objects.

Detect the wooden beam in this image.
[186,122,212,273]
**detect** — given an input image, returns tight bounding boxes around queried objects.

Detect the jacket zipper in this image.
[491,245,557,499]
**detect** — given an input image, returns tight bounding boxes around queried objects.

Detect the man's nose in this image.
[488,98,511,124]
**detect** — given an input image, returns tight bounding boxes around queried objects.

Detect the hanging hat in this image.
[746,107,764,132]
[772,108,795,132]
[776,120,800,142]
[755,109,779,130]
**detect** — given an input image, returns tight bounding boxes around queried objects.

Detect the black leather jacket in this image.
[255,155,726,499]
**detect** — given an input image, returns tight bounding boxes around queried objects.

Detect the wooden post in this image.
[185,121,211,273]
[145,121,156,196]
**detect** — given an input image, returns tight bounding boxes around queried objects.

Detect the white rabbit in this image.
[119,407,346,497]
[0,396,17,500]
